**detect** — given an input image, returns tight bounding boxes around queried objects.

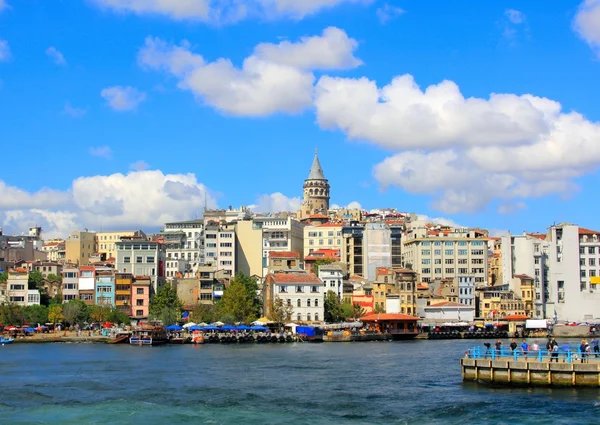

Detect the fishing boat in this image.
[168,330,189,344]
[0,336,14,345]
[129,326,168,346]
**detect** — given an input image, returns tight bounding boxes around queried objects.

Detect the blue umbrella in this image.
[25,327,36,332]
[189,325,204,331]
[221,325,236,331]
[204,325,219,331]
[165,324,183,331]
[251,325,268,331]
[236,325,251,331]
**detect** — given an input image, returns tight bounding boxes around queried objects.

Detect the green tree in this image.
[107,308,130,325]
[48,305,64,328]
[340,301,354,320]
[232,272,261,319]
[0,271,8,284]
[351,303,366,320]
[324,290,344,323]
[28,270,44,290]
[62,300,84,326]
[190,303,217,323]
[218,277,258,323]
[149,284,183,325]
[268,296,294,324]
[312,258,334,276]
[23,305,48,326]
[89,305,110,323]
[373,303,386,314]
[46,274,62,283]
[0,304,25,326]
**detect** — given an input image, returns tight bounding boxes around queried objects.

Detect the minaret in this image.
[299,148,330,219]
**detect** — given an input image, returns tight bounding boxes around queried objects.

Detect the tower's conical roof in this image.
[307,149,326,180]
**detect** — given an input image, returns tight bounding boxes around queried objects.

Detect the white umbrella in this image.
[182,322,197,328]
[251,320,267,325]
[213,321,225,327]
[198,322,208,327]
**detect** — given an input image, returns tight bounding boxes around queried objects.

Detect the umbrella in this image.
[102,322,113,329]
[25,328,36,332]
[189,325,204,331]
[236,325,251,331]
[165,324,183,331]
[212,321,225,327]
[251,325,268,331]
[198,322,208,327]
[222,325,236,331]
[204,326,219,331]
[6,326,17,331]
[182,322,197,328]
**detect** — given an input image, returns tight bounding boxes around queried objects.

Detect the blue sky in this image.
[1,0,600,238]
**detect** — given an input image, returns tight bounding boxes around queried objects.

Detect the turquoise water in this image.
[1,340,599,424]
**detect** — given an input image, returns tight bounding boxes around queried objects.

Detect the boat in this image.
[191,330,205,344]
[0,336,14,345]
[108,331,131,344]
[168,331,189,344]
[129,326,168,346]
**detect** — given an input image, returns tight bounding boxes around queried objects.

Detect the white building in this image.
[363,223,392,281]
[162,219,205,273]
[303,222,343,258]
[458,276,475,306]
[115,237,166,292]
[257,216,304,276]
[424,301,475,322]
[546,223,600,322]
[265,272,324,323]
[165,258,188,281]
[318,264,344,299]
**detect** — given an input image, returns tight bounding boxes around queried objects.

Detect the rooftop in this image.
[427,301,470,308]
[268,251,300,259]
[267,272,322,284]
[307,150,326,181]
[360,313,419,322]
[579,227,600,235]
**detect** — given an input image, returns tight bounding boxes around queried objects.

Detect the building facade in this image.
[115,237,165,292]
[264,272,324,323]
[62,267,79,302]
[303,222,343,258]
[65,230,97,266]
[97,230,145,260]
[298,150,330,220]
[131,277,151,322]
[318,264,344,299]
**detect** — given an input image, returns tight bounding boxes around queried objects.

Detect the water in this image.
[1,340,599,424]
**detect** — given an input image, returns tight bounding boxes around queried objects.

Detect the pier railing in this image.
[467,346,597,364]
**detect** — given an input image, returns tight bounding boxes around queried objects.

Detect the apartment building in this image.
[402,225,489,287]
[161,219,205,270]
[6,268,41,306]
[341,222,364,277]
[318,264,344,299]
[115,236,165,292]
[374,267,417,315]
[62,267,79,302]
[115,273,133,315]
[97,230,145,260]
[65,230,97,265]
[78,265,96,305]
[41,240,65,263]
[264,271,324,323]
[204,222,236,277]
[95,267,115,307]
[303,222,344,258]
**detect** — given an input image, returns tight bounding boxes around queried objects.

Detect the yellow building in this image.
[489,238,502,285]
[303,222,344,258]
[97,230,145,260]
[115,273,133,315]
[374,267,417,315]
[235,220,264,278]
[514,274,534,317]
[65,230,97,266]
[478,287,526,319]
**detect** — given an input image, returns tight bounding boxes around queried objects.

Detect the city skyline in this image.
[1,1,600,238]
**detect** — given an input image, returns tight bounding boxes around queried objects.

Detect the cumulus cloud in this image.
[416,214,464,229]
[0,0,7,12]
[91,0,371,24]
[139,27,361,116]
[63,101,86,117]
[45,46,66,65]
[502,9,529,43]
[248,193,302,213]
[505,9,525,25]
[316,74,600,214]
[89,145,113,159]
[129,160,150,171]
[0,39,11,62]
[331,201,362,210]
[574,0,600,56]
[100,85,146,111]
[0,171,218,238]
[376,3,405,24]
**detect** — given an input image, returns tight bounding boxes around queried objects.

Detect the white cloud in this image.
[0,0,7,12]
[139,27,361,116]
[376,3,405,24]
[0,170,218,238]
[505,9,525,25]
[91,0,371,24]
[63,101,86,117]
[316,73,600,214]
[130,160,150,171]
[100,85,146,111]
[497,201,527,215]
[331,201,362,210]
[89,146,113,159]
[574,0,600,56]
[45,46,66,65]
[416,214,463,229]
[0,39,11,62]
[248,193,301,213]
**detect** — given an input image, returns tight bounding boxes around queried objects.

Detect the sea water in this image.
[0,340,599,424]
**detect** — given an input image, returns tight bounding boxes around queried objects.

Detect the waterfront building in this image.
[95,267,115,307]
[297,150,330,220]
[545,223,600,322]
[204,222,236,278]
[115,273,133,315]
[264,271,324,323]
[6,268,40,306]
[476,284,525,319]
[318,264,344,299]
[374,267,417,315]
[65,230,97,266]
[41,240,65,263]
[78,265,96,305]
[115,236,165,292]
[458,276,475,306]
[131,276,150,323]
[402,224,489,287]
[198,265,228,305]
[161,219,205,274]
[62,267,79,302]
[423,301,475,322]
[303,222,343,258]
[96,230,146,261]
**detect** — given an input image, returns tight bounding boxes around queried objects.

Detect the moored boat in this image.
[191,330,205,344]
[0,336,14,345]
[129,326,168,346]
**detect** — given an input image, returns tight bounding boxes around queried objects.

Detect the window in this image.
[315,299,319,307]
[471,259,484,264]
[220,242,232,248]
[297,299,301,307]
[297,313,301,321]
[580,247,586,255]
[458,241,467,246]
[311,286,319,293]
[434,250,441,256]
[471,250,484,255]
[307,313,311,321]
[9,284,25,291]
[220,233,232,238]
[458,259,467,264]
[581,270,587,278]
[445,259,454,264]
[200,293,212,300]
[421,250,431,256]
[422,259,431,264]
[458,268,468,274]
[422,241,431,246]
[445,268,454,274]
[146,256,155,263]
[136,310,144,316]
[590,258,596,266]
[136,299,144,306]
[287,299,291,306]
[136,288,144,294]
[535,257,541,265]
[458,250,467,256]
[434,241,441,246]
[64,283,77,290]
[296,286,304,293]
[422,268,430,274]
[590,270,597,277]
[307,299,311,307]
[136,256,142,263]
[64,295,77,301]
[315,313,319,321]
[434,259,442,264]
[590,247,596,254]
[279,286,288,293]
[435,268,441,274]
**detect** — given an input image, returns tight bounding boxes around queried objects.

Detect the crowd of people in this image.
[481,337,600,363]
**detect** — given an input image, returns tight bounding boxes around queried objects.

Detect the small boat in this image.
[191,330,205,344]
[0,336,14,345]
[168,331,188,344]
[129,326,168,346]
[109,332,131,344]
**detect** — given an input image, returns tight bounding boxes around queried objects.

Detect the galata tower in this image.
[299,149,330,219]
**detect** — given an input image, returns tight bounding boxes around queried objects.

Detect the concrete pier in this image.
[460,358,600,387]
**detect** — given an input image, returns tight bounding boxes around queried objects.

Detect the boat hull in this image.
[0,338,14,345]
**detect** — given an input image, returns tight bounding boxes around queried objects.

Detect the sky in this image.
[1,0,600,239]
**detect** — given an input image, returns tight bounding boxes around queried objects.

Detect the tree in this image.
[0,304,25,326]
[107,308,130,325]
[62,300,83,326]
[269,296,294,324]
[232,272,261,319]
[149,284,183,325]
[28,270,44,290]
[374,303,386,314]
[89,305,110,323]
[341,301,354,320]
[47,274,62,283]
[218,277,257,323]
[313,258,333,276]
[351,303,366,321]
[23,305,48,326]
[0,271,7,284]
[324,290,344,323]
[190,303,216,324]
[48,305,64,328]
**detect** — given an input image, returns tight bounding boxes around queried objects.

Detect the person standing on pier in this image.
[510,339,517,352]
[521,340,529,359]
[592,337,599,358]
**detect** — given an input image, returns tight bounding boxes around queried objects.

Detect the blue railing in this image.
[466,346,595,364]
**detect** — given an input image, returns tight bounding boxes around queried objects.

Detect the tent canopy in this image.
[182,322,197,328]
[251,325,268,331]
[165,324,183,331]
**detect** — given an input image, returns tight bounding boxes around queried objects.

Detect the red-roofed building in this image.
[268,251,301,272]
[303,248,341,273]
[360,313,419,340]
[263,272,324,323]
[303,222,344,259]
